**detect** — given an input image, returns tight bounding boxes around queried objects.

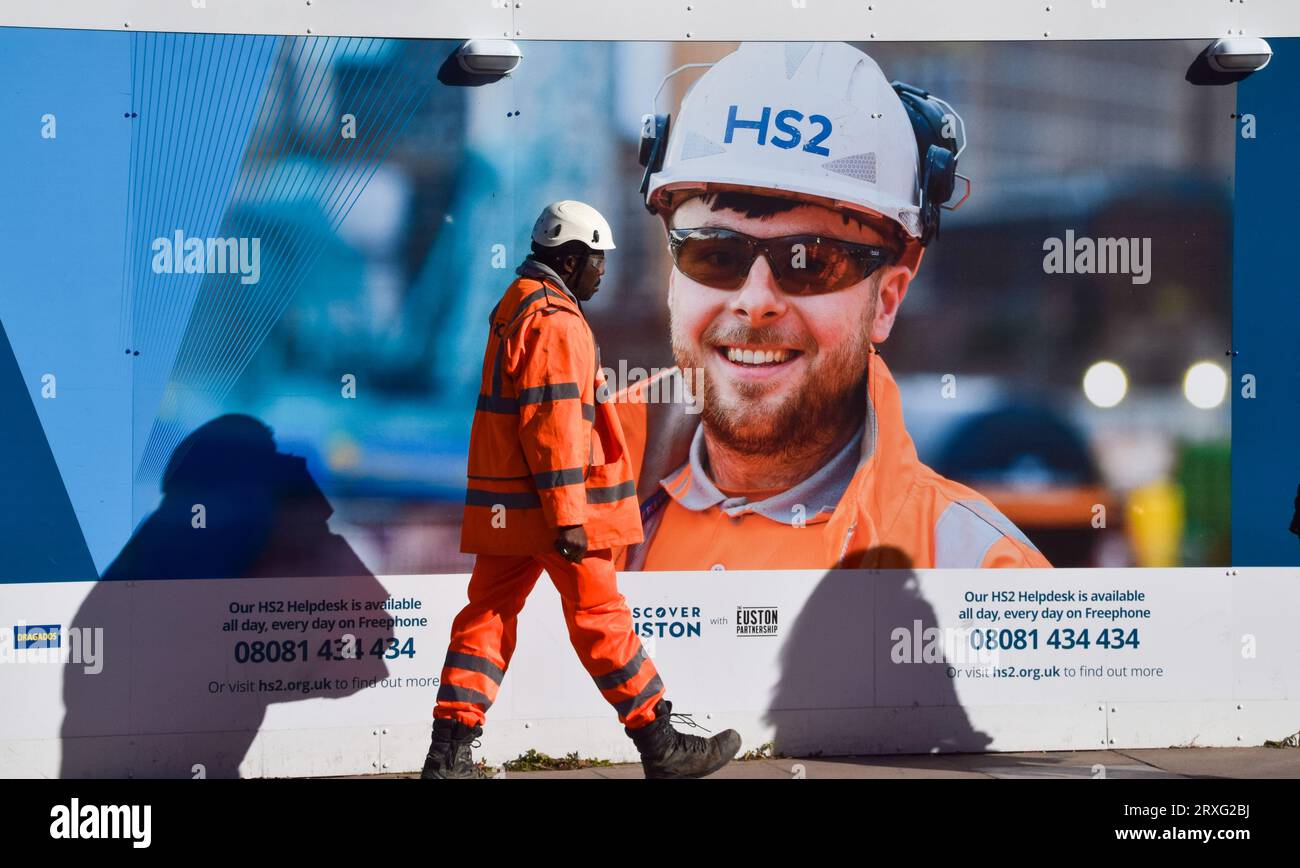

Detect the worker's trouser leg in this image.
[434,554,541,728]
[539,548,664,730]
[434,549,665,731]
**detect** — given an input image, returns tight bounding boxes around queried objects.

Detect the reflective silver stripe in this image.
[444,651,506,685]
[934,500,1038,568]
[518,382,581,404]
[593,646,648,691]
[955,499,1039,551]
[491,341,506,397]
[490,288,554,398]
[587,480,636,504]
[465,489,541,509]
[477,394,518,413]
[508,287,552,326]
[480,389,589,416]
[613,672,665,719]
[436,683,494,709]
[483,387,590,413]
[467,480,632,506]
[533,467,586,489]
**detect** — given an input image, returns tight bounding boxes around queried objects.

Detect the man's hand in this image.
[554,525,589,563]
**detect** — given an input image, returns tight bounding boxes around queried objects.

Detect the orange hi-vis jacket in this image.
[460,258,644,556]
[611,347,1052,570]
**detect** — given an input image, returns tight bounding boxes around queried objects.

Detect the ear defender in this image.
[891,81,962,246]
[638,113,672,207]
[919,143,957,246]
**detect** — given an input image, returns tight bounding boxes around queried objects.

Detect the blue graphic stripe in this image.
[133,33,294,481]
[141,35,272,393]
[0,320,97,583]
[121,33,283,484]
[132,38,436,486]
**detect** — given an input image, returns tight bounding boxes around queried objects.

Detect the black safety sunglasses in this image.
[667,227,898,296]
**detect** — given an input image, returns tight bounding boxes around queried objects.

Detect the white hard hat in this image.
[530,200,616,251]
[645,42,925,240]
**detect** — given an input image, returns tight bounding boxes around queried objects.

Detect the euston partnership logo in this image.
[736,606,779,637]
[151,229,261,285]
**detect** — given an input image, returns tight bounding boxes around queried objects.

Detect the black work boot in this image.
[420,717,488,779]
[626,699,742,779]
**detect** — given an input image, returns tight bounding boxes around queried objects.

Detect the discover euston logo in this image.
[631,603,702,638]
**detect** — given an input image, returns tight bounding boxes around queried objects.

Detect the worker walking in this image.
[421,200,741,779]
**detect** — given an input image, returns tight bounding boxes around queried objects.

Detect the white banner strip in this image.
[1,0,1299,42]
[1,567,1297,776]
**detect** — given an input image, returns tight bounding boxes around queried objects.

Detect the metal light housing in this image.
[455,39,523,76]
[1206,37,1272,73]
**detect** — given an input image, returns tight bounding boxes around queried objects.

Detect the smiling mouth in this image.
[717,346,802,366]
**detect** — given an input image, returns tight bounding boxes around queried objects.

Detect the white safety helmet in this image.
[530,200,616,251]
[643,42,941,243]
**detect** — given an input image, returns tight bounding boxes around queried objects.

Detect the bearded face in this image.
[671,296,875,456]
[666,197,908,458]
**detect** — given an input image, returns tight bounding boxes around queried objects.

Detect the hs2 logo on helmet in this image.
[724,105,833,156]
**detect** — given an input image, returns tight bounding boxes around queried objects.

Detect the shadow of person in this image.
[765,546,992,761]
[61,414,393,778]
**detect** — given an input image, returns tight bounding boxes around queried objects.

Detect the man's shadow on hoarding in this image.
[765,547,992,758]
[61,414,393,778]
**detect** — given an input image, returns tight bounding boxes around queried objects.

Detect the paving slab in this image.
[336,748,1300,780]
[1112,748,1300,779]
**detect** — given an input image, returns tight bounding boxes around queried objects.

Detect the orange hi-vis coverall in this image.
[610,347,1053,571]
[435,258,663,730]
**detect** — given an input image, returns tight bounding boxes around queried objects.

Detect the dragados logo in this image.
[14,624,61,648]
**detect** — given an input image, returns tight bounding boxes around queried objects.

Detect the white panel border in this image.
[1,0,1298,41]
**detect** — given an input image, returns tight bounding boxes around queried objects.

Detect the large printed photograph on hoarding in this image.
[0,32,1238,582]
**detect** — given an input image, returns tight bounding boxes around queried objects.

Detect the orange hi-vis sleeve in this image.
[460,275,643,556]
[508,312,595,529]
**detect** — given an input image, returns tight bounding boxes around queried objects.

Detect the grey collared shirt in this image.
[661,424,865,526]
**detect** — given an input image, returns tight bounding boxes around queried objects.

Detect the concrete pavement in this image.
[360,747,1300,780]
